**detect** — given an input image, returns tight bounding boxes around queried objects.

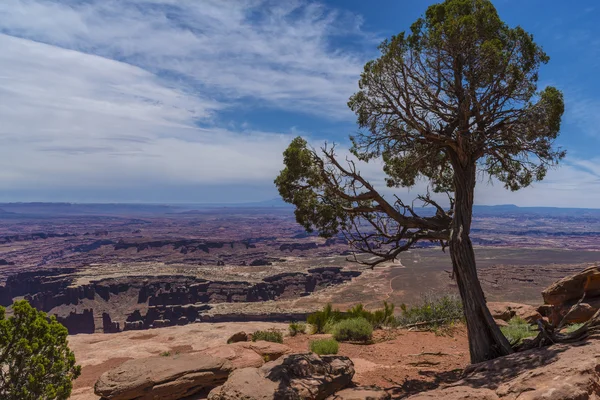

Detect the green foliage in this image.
[0,300,81,400]
[310,339,339,355]
[308,302,396,334]
[251,330,283,344]
[565,323,584,334]
[348,0,565,193]
[273,137,348,238]
[500,317,537,345]
[288,322,307,337]
[347,301,396,329]
[397,294,464,328]
[307,303,345,334]
[330,318,373,343]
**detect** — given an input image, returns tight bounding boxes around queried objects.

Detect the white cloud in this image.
[0,0,370,118]
[0,0,597,207]
[0,35,292,192]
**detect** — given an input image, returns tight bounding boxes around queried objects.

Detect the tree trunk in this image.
[450,162,513,363]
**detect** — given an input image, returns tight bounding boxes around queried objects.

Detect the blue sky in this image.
[0,0,599,206]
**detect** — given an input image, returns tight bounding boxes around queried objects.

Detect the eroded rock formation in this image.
[1,266,360,334]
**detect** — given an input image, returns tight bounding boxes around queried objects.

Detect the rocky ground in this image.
[68,322,470,399]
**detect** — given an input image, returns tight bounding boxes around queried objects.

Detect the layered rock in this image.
[94,341,293,400]
[1,266,360,334]
[94,354,233,400]
[538,264,600,325]
[208,353,355,400]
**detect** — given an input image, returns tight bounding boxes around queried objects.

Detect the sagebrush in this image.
[397,294,464,328]
[331,317,373,343]
[252,330,283,343]
[288,322,307,337]
[310,339,339,355]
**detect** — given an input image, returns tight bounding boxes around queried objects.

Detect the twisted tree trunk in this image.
[450,162,513,363]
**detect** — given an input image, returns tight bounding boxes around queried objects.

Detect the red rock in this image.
[208,353,354,400]
[94,353,232,400]
[542,265,600,305]
[406,337,600,400]
[487,302,541,324]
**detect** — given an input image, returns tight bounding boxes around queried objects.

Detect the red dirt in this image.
[284,325,470,398]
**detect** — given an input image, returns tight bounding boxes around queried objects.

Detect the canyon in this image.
[0,202,600,336]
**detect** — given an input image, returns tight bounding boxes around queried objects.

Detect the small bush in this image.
[331,317,373,342]
[347,301,396,328]
[308,302,396,334]
[310,338,339,355]
[288,322,307,336]
[252,330,283,343]
[397,294,463,328]
[307,304,345,334]
[500,317,537,345]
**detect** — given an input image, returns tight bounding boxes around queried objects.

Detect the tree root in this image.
[518,308,600,351]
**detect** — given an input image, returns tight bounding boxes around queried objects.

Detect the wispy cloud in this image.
[0,0,597,206]
[0,34,292,192]
[0,0,371,118]
[0,0,375,200]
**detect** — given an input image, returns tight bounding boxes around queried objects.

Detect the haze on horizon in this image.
[1,0,599,207]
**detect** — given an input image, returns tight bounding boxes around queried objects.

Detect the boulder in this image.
[539,265,600,325]
[487,302,541,324]
[208,353,355,400]
[542,264,600,305]
[202,345,265,369]
[94,354,232,400]
[327,386,391,400]
[227,331,248,344]
[405,337,600,400]
[235,340,291,361]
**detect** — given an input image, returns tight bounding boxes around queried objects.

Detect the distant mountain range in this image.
[0,201,597,217]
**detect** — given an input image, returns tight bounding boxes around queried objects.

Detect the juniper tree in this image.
[0,300,81,400]
[275,0,564,363]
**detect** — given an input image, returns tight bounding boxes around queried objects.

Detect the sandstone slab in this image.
[406,337,600,400]
[94,353,232,400]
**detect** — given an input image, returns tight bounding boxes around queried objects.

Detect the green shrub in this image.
[252,330,283,343]
[288,322,307,336]
[331,317,373,342]
[500,317,537,345]
[307,304,345,334]
[310,338,339,355]
[308,302,396,334]
[0,300,81,400]
[348,301,396,328]
[397,294,464,328]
